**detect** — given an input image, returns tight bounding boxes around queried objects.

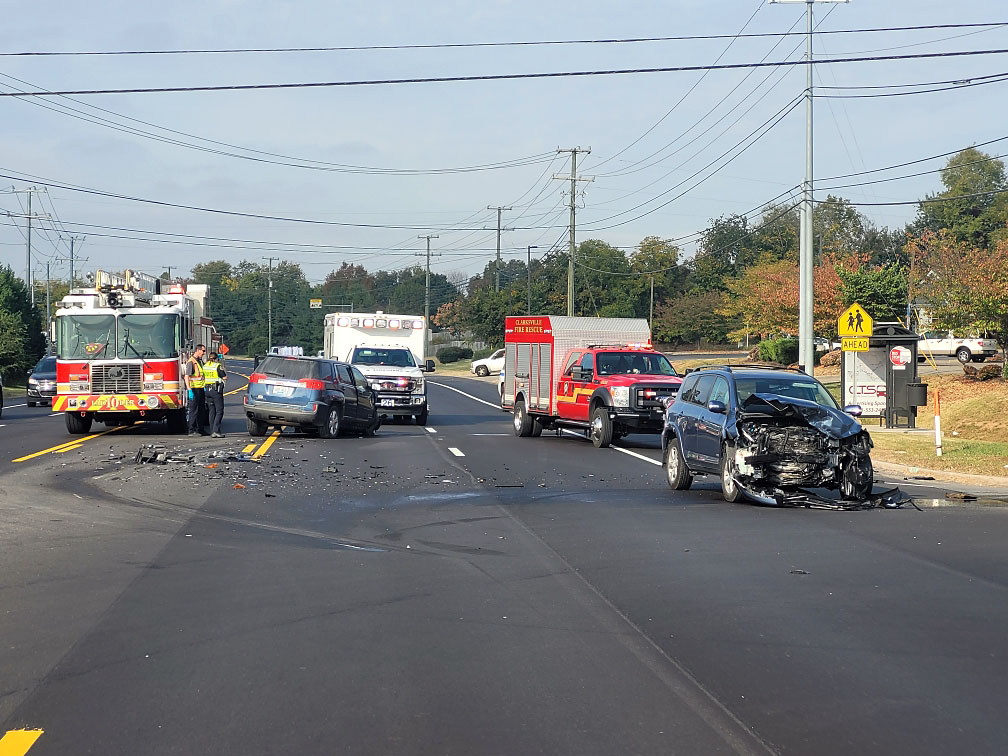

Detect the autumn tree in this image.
[907,230,1008,367]
[916,147,1008,248]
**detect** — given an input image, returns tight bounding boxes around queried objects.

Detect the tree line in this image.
[2,147,1006,381]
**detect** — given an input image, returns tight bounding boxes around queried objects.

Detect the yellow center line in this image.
[55,444,84,453]
[0,729,43,755]
[241,443,257,454]
[13,424,133,463]
[252,430,281,459]
[224,370,251,397]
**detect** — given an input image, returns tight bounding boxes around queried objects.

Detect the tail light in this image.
[978,340,984,346]
[300,379,325,390]
[249,372,266,383]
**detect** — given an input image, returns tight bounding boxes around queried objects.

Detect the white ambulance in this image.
[323,312,435,425]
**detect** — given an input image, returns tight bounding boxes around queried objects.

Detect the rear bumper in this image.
[244,397,325,426]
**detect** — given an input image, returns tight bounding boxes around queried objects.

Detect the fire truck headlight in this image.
[146,395,160,409]
[611,386,630,407]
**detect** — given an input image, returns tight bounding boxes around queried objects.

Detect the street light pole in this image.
[418,235,440,360]
[526,245,538,315]
[770,0,849,375]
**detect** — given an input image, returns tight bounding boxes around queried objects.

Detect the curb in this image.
[873,460,1008,492]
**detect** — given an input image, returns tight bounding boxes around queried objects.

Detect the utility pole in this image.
[59,235,85,289]
[554,148,593,316]
[770,0,849,375]
[262,257,279,350]
[526,245,538,315]
[10,187,44,304]
[45,261,51,333]
[649,275,655,333]
[485,206,513,292]
[417,235,441,360]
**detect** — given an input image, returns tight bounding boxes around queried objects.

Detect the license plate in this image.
[381,399,395,407]
[271,385,294,397]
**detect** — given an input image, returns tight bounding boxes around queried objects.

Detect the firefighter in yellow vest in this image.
[203,351,227,438]
[184,344,208,435]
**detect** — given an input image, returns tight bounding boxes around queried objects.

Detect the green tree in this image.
[653,291,731,346]
[837,264,908,323]
[916,147,1008,248]
[0,265,45,381]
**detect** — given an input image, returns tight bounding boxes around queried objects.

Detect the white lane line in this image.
[4,402,27,408]
[429,381,500,410]
[471,433,509,436]
[425,427,438,434]
[49,412,61,417]
[448,447,466,457]
[437,381,664,468]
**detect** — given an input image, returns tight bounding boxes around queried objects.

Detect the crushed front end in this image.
[731,393,874,505]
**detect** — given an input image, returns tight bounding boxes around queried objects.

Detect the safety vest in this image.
[203,360,222,388]
[188,358,205,389]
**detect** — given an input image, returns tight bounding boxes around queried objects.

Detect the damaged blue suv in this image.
[661,365,874,505]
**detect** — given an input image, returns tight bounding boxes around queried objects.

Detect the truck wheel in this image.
[590,406,613,448]
[531,418,543,438]
[246,416,268,437]
[956,347,971,364]
[319,405,342,439]
[720,444,745,503]
[513,398,534,437]
[475,365,489,377]
[415,408,429,425]
[663,438,693,490]
[66,412,93,435]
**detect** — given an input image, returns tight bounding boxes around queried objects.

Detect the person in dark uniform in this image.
[202,351,227,438]
[184,344,209,436]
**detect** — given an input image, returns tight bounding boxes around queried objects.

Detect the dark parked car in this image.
[27,355,58,407]
[661,365,874,504]
[244,356,379,438]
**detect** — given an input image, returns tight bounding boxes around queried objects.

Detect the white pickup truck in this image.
[918,331,999,363]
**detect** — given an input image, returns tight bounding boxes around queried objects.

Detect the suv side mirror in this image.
[424,359,435,373]
[843,404,863,417]
[707,400,726,414]
[27,369,33,375]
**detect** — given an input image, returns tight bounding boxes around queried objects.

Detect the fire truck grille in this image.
[91,364,143,394]
[634,385,679,410]
[375,378,416,393]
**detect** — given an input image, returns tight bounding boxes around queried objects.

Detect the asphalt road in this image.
[2,363,1007,755]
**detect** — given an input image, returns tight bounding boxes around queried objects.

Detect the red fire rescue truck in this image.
[53,270,222,435]
[502,316,683,448]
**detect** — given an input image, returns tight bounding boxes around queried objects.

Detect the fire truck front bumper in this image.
[375,392,427,417]
[610,408,666,433]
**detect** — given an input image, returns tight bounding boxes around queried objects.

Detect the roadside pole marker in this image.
[0,729,43,755]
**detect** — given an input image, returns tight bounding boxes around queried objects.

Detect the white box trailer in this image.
[323,312,434,424]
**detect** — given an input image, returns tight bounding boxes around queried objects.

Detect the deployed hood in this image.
[740,393,863,439]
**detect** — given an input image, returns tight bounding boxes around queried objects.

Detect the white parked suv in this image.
[918,331,999,363]
[471,348,505,377]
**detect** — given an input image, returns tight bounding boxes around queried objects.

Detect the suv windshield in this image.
[735,376,838,409]
[58,314,116,360]
[118,314,179,359]
[352,348,416,368]
[595,352,676,376]
[257,356,322,380]
[34,357,57,373]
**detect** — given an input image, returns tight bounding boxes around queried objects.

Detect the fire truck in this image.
[502,316,683,448]
[53,270,222,435]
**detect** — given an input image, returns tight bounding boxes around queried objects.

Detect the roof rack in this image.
[694,363,807,374]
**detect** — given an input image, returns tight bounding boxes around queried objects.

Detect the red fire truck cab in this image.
[502,316,682,448]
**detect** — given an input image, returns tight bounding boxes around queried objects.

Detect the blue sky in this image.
[1,1,1005,287]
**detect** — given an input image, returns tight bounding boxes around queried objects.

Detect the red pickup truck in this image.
[501,316,683,447]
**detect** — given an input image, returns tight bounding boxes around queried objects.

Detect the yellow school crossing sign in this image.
[838,303,872,351]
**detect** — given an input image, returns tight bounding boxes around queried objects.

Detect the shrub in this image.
[436,346,473,363]
[819,349,842,367]
[757,337,799,365]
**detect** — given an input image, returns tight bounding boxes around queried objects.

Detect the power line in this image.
[4,49,1008,97]
[5,23,1004,56]
[815,73,1008,98]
